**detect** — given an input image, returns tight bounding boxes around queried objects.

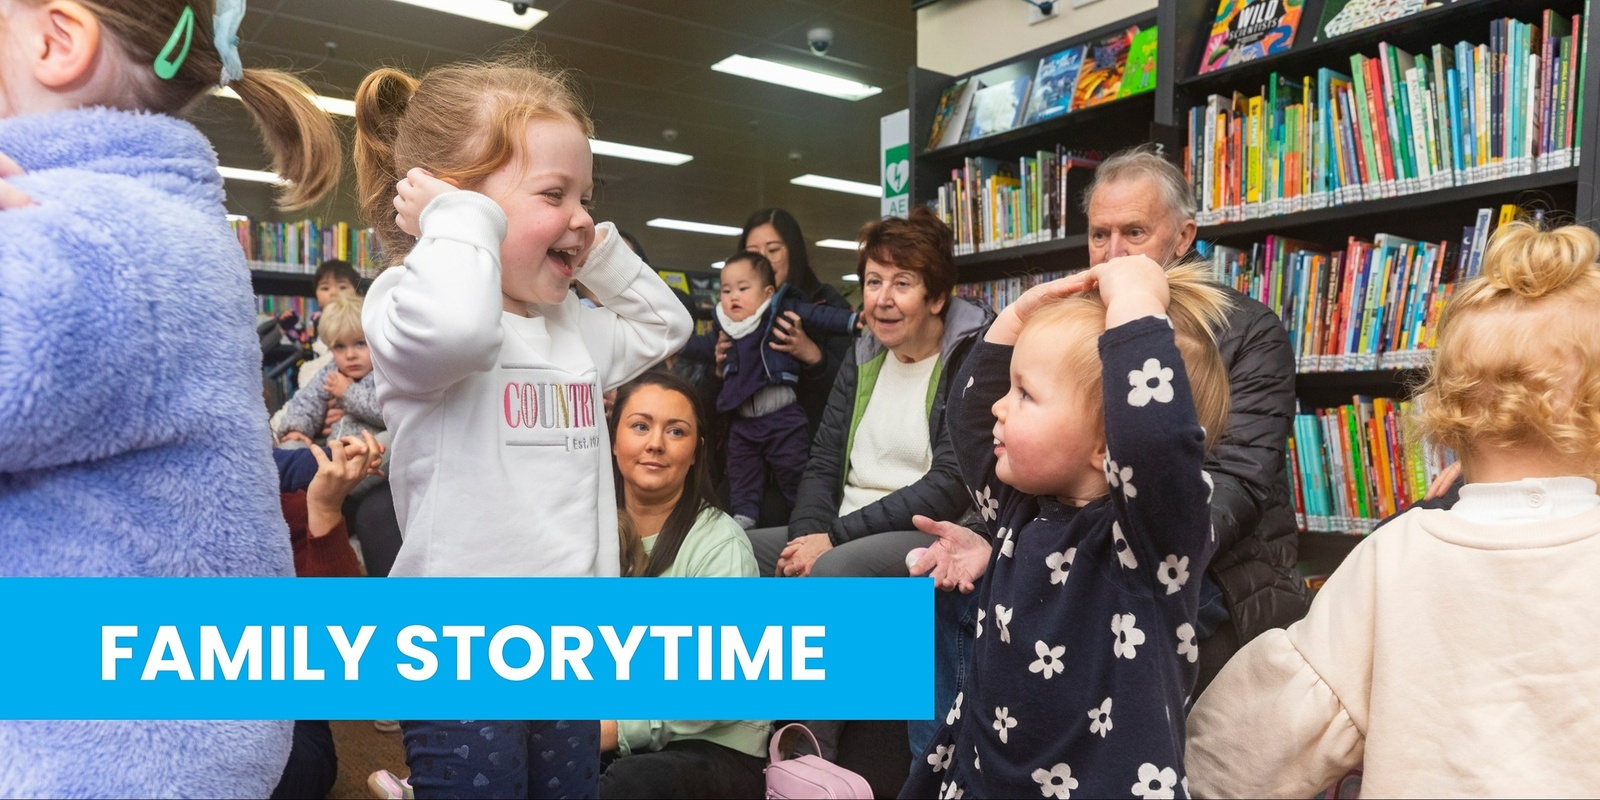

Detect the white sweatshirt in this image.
[1187,478,1600,798]
[364,191,692,577]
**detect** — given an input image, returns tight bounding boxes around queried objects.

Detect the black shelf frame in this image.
[1198,168,1582,242]
[251,270,316,297]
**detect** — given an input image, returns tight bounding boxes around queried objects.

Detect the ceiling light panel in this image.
[710,55,881,101]
[791,174,882,197]
[647,218,742,236]
[385,0,546,30]
[213,87,353,117]
[815,239,860,250]
[218,166,284,184]
[590,140,693,166]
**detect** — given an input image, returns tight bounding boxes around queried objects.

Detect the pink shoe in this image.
[367,769,413,800]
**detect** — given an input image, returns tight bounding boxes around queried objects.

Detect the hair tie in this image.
[213,0,247,86]
[153,5,195,80]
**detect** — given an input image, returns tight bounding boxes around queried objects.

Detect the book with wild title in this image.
[1200,0,1305,74]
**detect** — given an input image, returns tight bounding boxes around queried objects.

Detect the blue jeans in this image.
[909,585,980,762]
[402,719,599,799]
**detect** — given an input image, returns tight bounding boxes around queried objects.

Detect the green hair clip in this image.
[154,5,196,80]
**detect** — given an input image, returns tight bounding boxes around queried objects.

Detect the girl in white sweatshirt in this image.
[1186,220,1600,798]
[352,56,691,798]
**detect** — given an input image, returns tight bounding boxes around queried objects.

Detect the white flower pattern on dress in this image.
[1111,613,1146,659]
[975,608,985,639]
[995,604,1013,643]
[974,485,999,522]
[1176,623,1198,664]
[1131,763,1178,799]
[939,780,964,799]
[946,691,963,725]
[996,526,1015,558]
[1155,554,1190,595]
[1087,697,1113,738]
[927,743,953,772]
[1030,763,1079,799]
[1104,458,1137,499]
[1111,522,1139,569]
[1028,640,1066,679]
[1045,547,1076,585]
[1127,358,1175,407]
[992,707,1017,744]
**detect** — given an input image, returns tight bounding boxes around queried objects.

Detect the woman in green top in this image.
[600,371,771,799]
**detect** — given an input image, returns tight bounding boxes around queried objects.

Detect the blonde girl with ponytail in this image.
[1189,220,1600,797]
[352,53,691,798]
[904,255,1231,798]
[0,0,342,797]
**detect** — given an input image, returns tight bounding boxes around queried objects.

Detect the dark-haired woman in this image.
[739,209,854,436]
[599,372,770,799]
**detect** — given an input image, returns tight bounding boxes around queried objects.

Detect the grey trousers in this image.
[744,526,937,579]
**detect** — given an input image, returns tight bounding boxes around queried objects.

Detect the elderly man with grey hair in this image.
[1081,145,1308,687]
[909,146,1307,761]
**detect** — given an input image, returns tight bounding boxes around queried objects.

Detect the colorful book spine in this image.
[1186,10,1585,225]
[232,218,381,274]
[1288,396,1457,534]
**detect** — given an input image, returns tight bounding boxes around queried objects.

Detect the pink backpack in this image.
[765,723,875,799]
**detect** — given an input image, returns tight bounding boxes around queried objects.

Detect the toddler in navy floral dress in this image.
[901,256,1232,799]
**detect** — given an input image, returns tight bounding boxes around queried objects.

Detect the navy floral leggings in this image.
[402,720,600,799]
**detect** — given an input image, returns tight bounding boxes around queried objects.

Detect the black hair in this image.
[618,229,649,265]
[739,208,821,297]
[720,251,777,289]
[610,370,721,577]
[312,259,363,290]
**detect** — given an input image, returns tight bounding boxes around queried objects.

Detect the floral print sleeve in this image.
[1098,315,1216,604]
[945,339,1020,530]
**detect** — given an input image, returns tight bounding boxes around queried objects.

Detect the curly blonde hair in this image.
[1414,220,1600,471]
[1018,261,1232,450]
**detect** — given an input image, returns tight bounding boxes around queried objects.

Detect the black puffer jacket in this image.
[1208,286,1310,642]
[788,296,993,544]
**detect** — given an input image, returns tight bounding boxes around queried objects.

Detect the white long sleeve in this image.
[364,193,691,578]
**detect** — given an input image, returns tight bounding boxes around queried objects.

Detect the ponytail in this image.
[354,68,421,263]
[228,68,342,210]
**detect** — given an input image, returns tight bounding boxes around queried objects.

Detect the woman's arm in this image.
[575,223,694,390]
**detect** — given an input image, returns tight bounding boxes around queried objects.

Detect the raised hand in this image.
[393,167,458,238]
[908,515,992,593]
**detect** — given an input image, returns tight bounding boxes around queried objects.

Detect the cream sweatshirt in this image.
[1187,478,1600,798]
[364,191,692,577]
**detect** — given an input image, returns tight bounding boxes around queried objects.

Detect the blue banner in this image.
[0,578,931,720]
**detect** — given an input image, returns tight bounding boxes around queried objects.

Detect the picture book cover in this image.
[1073,26,1139,109]
[1023,45,1086,125]
[1199,0,1304,74]
[965,76,1032,141]
[1119,26,1160,97]
[1316,0,1425,42]
[925,77,976,151]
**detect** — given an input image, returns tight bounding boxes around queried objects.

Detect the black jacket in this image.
[788,296,994,544]
[1208,286,1311,642]
[796,283,854,439]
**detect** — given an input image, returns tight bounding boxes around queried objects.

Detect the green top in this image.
[616,508,771,759]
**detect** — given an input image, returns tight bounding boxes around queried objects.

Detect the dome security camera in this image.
[511,2,531,15]
[807,27,833,56]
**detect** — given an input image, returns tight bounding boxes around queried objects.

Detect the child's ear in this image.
[1091,441,1109,476]
[763,285,776,298]
[33,1,103,91]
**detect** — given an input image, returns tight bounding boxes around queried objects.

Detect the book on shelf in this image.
[1073,26,1140,109]
[1119,26,1160,98]
[926,77,981,151]
[932,150,1100,256]
[1200,0,1305,75]
[1315,0,1426,43]
[1287,395,1456,534]
[256,294,313,319]
[232,218,380,274]
[1185,10,1586,226]
[966,75,1034,141]
[954,269,1076,313]
[1023,46,1087,125]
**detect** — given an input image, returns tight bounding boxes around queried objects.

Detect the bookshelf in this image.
[911,0,1600,546]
